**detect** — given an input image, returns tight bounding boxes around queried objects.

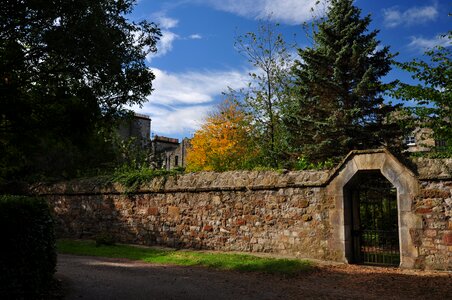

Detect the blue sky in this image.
[127,0,451,140]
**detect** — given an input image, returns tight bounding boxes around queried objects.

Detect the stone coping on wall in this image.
[30,149,451,196]
[412,157,452,180]
[31,170,331,196]
[329,149,452,181]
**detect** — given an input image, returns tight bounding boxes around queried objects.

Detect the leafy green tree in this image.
[392,32,452,154]
[231,21,294,167]
[286,0,401,162]
[0,0,161,181]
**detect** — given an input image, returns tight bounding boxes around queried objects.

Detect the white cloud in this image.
[189,34,203,40]
[158,16,179,29]
[382,4,438,28]
[147,15,180,61]
[408,35,451,52]
[148,68,249,105]
[196,0,325,25]
[147,104,211,135]
[156,30,179,57]
[130,67,250,135]
[147,16,204,61]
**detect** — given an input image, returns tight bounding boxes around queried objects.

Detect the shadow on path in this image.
[57,254,451,300]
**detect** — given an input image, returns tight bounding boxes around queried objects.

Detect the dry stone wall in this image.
[412,158,452,270]
[33,154,452,270]
[37,171,334,260]
[414,181,452,270]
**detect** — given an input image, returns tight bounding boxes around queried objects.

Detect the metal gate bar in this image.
[351,172,400,267]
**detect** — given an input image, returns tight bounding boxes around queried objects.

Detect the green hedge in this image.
[0,195,56,298]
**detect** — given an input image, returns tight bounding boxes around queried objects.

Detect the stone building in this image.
[151,136,189,170]
[405,127,436,153]
[117,113,151,149]
[116,113,190,169]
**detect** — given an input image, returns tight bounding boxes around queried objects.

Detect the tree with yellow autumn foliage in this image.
[186,100,256,171]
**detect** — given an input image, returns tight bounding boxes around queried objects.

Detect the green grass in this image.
[57,239,312,275]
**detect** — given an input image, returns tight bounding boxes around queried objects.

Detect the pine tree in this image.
[286,0,400,162]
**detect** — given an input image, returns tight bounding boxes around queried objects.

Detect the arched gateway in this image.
[327,149,421,268]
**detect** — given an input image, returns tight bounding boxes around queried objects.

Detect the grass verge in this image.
[57,239,312,276]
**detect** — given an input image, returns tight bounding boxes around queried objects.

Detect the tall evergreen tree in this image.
[286,0,400,162]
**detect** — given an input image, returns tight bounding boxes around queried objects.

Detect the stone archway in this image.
[326,149,421,268]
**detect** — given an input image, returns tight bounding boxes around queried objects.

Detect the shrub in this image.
[0,195,56,298]
[110,167,183,192]
[295,156,335,170]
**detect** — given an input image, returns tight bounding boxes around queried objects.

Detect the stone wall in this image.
[412,158,452,270]
[33,152,452,270]
[36,171,334,260]
[414,181,452,269]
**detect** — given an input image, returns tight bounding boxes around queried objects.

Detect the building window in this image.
[175,156,179,166]
[405,136,416,146]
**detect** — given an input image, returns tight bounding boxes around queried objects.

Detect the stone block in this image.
[381,159,404,184]
[203,225,213,232]
[415,207,432,214]
[329,209,342,227]
[421,189,451,199]
[252,244,264,251]
[353,153,385,170]
[239,225,249,232]
[212,195,222,206]
[264,215,273,222]
[302,214,312,222]
[236,219,246,226]
[148,206,159,215]
[443,232,452,246]
[167,206,180,217]
[400,212,422,229]
[396,171,420,196]
[219,227,229,233]
[299,199,309,208]
[424,229,437,238]
[329,160,358,193]
[400,256,416,269]
[398,193,413,213]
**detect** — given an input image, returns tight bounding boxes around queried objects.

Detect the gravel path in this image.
[57,254,451,300]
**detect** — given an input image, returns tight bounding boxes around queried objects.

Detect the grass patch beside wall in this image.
[57,239,312,275]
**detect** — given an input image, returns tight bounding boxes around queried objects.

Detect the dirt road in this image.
[57,254,451,300]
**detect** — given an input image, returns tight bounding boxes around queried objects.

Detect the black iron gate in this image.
[350,172,400,266]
